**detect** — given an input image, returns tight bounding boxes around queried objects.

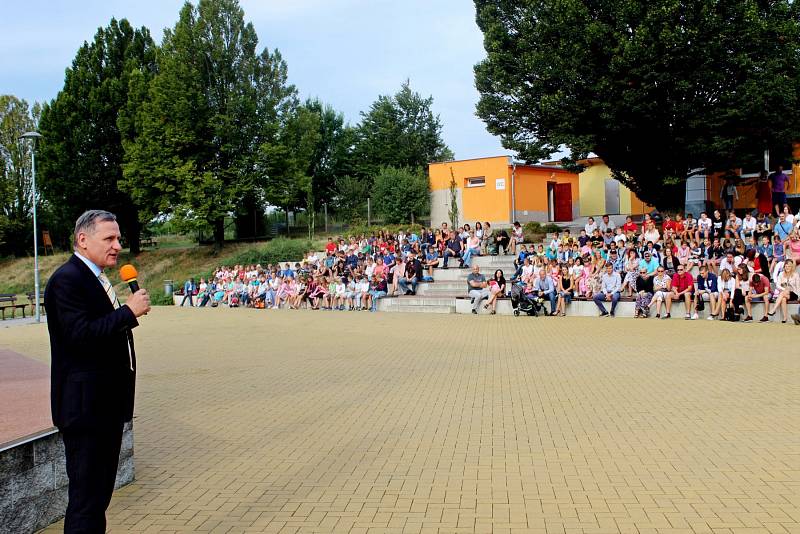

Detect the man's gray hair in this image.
[73,210,117,248]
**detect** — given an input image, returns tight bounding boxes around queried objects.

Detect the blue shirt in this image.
[696,272,718,292]
[75,252,102,278]
[639,257,659,273]
[775,221,793,241]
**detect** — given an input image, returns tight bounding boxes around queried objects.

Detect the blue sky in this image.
[0,0,513,160]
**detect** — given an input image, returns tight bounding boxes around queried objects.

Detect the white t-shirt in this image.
[742,217,757,233]
[698,217,712,231]
[585,222,598,234]
[614,233,627,247]
[718,277,735,292]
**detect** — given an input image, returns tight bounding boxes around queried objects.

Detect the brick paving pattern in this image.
[1,307,798,533]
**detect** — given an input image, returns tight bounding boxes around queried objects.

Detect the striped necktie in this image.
[98,271,134,371]
[98,272,120,309]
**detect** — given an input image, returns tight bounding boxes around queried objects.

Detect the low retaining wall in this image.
[455,296,790,319]
[0,422,134,534]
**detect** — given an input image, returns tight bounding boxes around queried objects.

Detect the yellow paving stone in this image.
[3,307,794,533]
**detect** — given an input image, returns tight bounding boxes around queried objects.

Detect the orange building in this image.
[429,156,579,226]
[689,143,799,214]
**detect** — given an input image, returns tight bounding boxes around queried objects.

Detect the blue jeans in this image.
[443,249,460,267]
[398,277,418,294]
[593,291,620,314]
[540,291,557,314]
[264,289,276,306]
[370,290,387,311]
[462,247,480,267]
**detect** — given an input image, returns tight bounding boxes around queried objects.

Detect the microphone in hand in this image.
[120,264,150,317]
[120,264,140,293]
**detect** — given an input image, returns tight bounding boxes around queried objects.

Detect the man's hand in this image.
[126,289,151,317]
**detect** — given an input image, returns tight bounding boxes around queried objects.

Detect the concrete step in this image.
[377,296,457,314]
[430,267,515,281]
[454,297,787,320]
[382,304,456,314]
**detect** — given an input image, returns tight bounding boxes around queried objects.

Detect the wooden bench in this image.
[141,237,158,248]
[0,294,28,320]
[27,292,46,316]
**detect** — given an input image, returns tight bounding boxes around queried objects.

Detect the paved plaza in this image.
[2,307,799,533]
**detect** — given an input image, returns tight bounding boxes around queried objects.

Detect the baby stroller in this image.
[510,284,543,317]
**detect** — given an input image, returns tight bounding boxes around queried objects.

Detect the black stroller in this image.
[510,284,544,317]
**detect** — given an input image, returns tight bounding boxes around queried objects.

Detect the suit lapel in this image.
[69,254,115,313]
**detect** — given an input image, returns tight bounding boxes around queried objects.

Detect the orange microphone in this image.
[119,264,140,293]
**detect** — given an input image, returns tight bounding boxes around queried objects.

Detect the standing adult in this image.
[769,165,791,217]
[720,176,739,212]
[180,278,196,307]
[44,210,151,533]
[756,169,772,217]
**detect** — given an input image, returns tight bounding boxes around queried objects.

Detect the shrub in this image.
[542,223,562,234]
[225,238,312,268]
[372,167,429,224]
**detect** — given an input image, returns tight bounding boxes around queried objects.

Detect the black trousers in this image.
[62,423,124,534]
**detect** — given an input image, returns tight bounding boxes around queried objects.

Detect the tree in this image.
[355,81,453,183]
[259,105,321,238]
[474,0,800,209]
[372,166,429,224]
[121,0,297,248]
[333,175,369,224]
[447,168,459,230]
[301,99,359,212]
[0,96,39,255]
[37,18,157,252]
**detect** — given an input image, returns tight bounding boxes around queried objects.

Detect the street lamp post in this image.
[19,131,43,322]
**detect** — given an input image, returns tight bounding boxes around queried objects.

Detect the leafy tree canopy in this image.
[475,0,800,209]
[372,166,429,224]
[38,17,156,251]
[356,81,454,183]
[0,95,40,255]
[120,0,297,247]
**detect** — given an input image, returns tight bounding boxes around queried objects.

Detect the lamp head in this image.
[19,131,42,141]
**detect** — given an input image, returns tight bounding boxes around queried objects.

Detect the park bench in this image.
[140,237,158,248]
[27,292,46,317]
[0,294,28,320]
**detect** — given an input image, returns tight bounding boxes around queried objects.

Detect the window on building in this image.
[465,176,486,188]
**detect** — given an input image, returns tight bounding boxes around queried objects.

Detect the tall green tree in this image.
[355,81,453,183]
[259,105,321,237]
[37,18,156,252]
[0,96,39,255]
[121,0,297,247]
[301,98,358,212]
[474,0,800,209]
[372,166,429,224]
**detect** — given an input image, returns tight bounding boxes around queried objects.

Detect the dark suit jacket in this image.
[44,254,138,431]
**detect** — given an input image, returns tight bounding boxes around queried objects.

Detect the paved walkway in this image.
[0,349,53,446]
[1,307,798,533]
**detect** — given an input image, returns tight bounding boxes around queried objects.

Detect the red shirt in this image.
[674,222,685,233]
[325,242,336,253]
[671,272,694,293]
[623,222,638,233]
[663,220,677,232]
[751,274,768,294]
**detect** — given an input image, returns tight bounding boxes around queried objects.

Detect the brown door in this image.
[554,183,573,222]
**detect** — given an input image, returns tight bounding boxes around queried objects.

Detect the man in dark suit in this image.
[44,210,150,533]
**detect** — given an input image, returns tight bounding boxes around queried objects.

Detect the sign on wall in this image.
[495,178,506,190]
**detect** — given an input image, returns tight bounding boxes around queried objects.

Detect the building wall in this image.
[513,166,580,222]
[578,160,652,216]
[578,164,608,216]
[429,157,511,226]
